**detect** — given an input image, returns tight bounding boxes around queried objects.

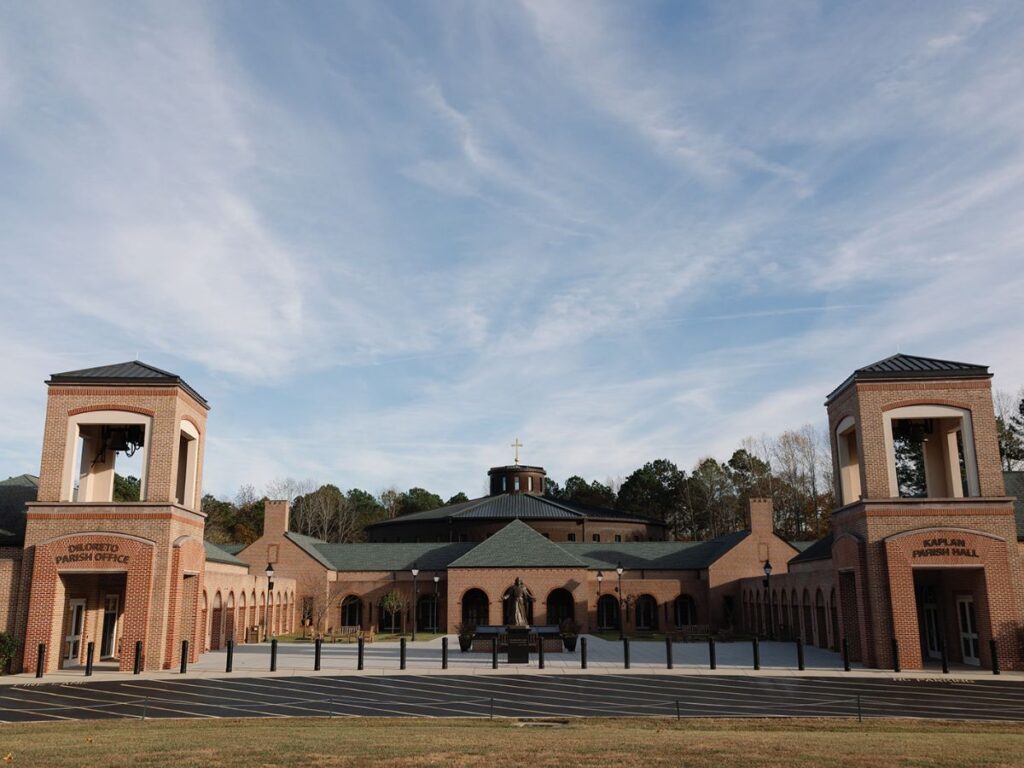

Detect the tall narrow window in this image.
[528,476,533,492]
[514,477,520,491]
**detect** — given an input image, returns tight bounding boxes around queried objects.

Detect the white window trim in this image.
[61,410,153,502]
[835,415,861,505]
[178,419,200,509]
[882,404,979,498]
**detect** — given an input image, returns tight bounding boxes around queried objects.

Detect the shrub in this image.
[0,632,20,674]
[455,622,476,637]
[559,618,581,637]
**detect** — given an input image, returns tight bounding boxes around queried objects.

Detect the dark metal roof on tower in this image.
[826,354,990,403]
[48,361,208,407]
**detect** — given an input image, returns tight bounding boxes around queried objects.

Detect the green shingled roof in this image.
[560,531,750,570]
[448,520,587,568]
[204,540,247,567]
[313,541,476,571]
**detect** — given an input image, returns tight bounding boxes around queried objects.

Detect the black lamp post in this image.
[264,563,275,642]
[411,564,419,641]
[616,563,625,640]
[432,574,440,633]
[762,560,773,640]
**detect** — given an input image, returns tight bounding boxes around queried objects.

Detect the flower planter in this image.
[562,635,578,652]
[458,635,473,652]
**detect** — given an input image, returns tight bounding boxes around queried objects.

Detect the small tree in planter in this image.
[456,622,475,652]
[559,618,581,652]
[0,632,20,675]
[378,590,408,635]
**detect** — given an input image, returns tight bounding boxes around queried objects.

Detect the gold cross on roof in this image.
[511,438,523,465]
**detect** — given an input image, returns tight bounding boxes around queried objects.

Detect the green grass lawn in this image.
[2,718,1022,767]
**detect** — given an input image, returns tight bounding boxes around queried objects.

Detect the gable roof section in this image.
[562,530,750,571]
[449,520,587,568]
[313,541,477,571]
[366,492,664,528]
[826,354,990,403]
[788,532,835,565]
[48,360,208,407]
[204,540,247,567]
[284,531,337,569]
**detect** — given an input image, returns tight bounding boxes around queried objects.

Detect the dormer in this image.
[37,361,209,510]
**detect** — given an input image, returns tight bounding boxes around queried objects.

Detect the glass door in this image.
[957,596,980,666]
[65,599,86,667]
[100,594,119,658]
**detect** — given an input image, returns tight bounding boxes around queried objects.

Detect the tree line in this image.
[196,422,836,545]
[995,388,1024,471]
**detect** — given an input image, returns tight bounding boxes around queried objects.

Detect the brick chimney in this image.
[746,497,773,534]
[264,499,290,535]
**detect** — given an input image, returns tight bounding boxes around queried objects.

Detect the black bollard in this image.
[442,636,448,669]
[180,640,189,674]
[270,638,278,672]
[623,637,631,669]
[357,637,365,670]
[226,640,234,673]
[35,643,45,679]
[491,637,498,669]
[991,638,1000,676]
[665,636,673,669]
[400,637,407,670]
[538,636,545,669]
[891,637,900,673]
[842,637,851,672]
[940,638,949,674]
[752,637,760,671]
[314,637,322,671]
[85,641,94,676]
[133,640,143,675]
[796,638,805,671]
[708,637,716,670]
[581,636,588,669]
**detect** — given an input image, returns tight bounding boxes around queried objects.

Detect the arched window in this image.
[597,594,619,630]
[791,589,800,638]
[461,589,489,627]
[884,404,979,498]
[673,595,697,627]
[635,594,658,631]
[802,590,814,645]
[830,588,840,652]
[546,588,574,627]
[225,592,236,644]
[781,591,789,638]
[815,589,828,648]
[835,416,862,505]
[211,591,223,650]
[341,595,363,627]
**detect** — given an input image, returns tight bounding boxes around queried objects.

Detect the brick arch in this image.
[880,398,975,413]
[181,414,204,434]
[67,403,156,417]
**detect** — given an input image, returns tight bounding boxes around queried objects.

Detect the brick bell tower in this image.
[824,354,1023,671]
[16,362,210,673]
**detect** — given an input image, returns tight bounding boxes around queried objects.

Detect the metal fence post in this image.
[623,637,630,669]
[665,636,673,669]
[133,640,143,675]
[314,637,322,671]
[180,640,189,674]
[891,637,900,673]
[85,641,94,676]
[752,637,760,671]
[796,638,805,671]
[991,638,1000,676]
[842,638,851,672]
[708,637,716,670]
[270,638,278,672]
[35,643,45,679]
[581,636,587,669]
[226,640,234,673]
[537,636,545,669]
[442,636,448,669]
[358,637,364,670]
[491,637,498,669]
[400,637,407,670]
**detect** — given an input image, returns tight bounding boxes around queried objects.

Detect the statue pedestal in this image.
[506,626,530,664]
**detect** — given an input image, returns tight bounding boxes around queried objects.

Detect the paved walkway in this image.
[3,635,1013,685]
[2,673,1023,722]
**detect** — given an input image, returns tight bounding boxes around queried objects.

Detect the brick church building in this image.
[1,353,1022,673]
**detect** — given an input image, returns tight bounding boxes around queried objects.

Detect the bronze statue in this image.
[503,577,533,627]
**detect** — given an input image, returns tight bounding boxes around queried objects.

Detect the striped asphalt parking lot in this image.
[2,675,1024,722]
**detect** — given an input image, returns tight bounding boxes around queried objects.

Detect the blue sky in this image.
[2,1,1023,499]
